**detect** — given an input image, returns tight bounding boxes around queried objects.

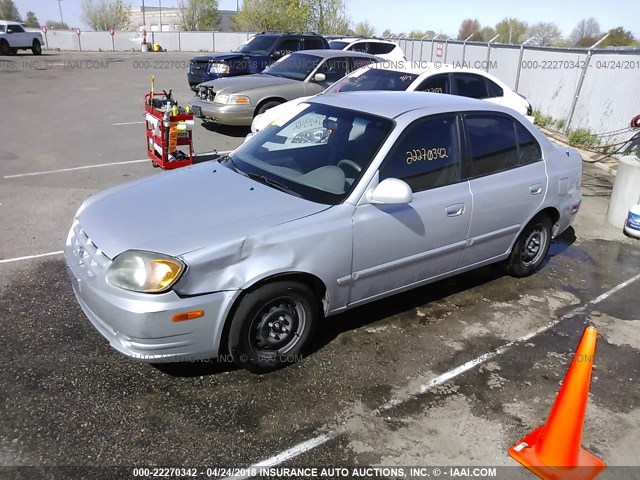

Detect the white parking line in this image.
[3,151,233,179]
[112,121,145,126]
[224,271,640,478]
[0,251,64,264]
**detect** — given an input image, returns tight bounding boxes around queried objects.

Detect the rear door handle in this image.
[530,184,543,195]
[445,203,465,217]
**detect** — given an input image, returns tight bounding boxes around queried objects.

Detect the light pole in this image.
[158,0,162,32]
[142,0,146,28]
[57,0,65,26]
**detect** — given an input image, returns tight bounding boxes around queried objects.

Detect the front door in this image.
[349,115,472,305]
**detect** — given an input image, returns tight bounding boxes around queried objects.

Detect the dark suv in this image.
[187,33,329,90]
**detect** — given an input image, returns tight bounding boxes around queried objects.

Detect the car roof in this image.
[308,91,512,119]
[0,20,21,25]
[292,49,379,59]
[331,37,394,44]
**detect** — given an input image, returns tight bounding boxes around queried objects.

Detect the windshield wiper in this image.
[244,171,302,197]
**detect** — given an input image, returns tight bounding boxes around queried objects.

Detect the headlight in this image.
[214,94,250,105]
[208,62,230,74]
[106,250,185,293]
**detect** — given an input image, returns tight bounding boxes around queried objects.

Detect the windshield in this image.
[262,53,322,81]
[327,67,419,93]
[329,41,349,50]
[235,35,276,55]
[223,103,394,205]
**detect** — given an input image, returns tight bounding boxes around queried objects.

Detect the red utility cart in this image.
[144,92,194,170]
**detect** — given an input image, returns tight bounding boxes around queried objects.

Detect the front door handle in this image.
[445,203,465,217]
[530,184,543,195]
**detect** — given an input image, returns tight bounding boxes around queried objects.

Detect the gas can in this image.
[624,204,640,238]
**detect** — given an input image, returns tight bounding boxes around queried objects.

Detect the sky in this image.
[14,0,640,38]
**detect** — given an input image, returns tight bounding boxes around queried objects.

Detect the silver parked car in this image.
[188,49,379,126]
[65,92,582,373]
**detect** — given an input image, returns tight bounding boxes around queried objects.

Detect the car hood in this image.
[200,74,297,94]
[191,53,247,62]
[76,162,328,259]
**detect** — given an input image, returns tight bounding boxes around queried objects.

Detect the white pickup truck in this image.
[0,20,43,55]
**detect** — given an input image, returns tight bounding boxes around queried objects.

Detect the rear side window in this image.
[415,74,450,94]
[0,25,5,33]
[351,57,377,71]
[454,73,488,99]
[329,41,349,50]
[380,116,461,192]
[304,38,325,50]
[516,122,542,165]
[465,114,519,177]
[486,79,504,97]
[276,39,302,54]
[368,42,396,55]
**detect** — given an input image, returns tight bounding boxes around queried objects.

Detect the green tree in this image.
[0,0,21,21]
[527,21,561,46]
[233,0,308,33]
[457,18,481,41]
[81,0,131,31]
[602,27,635,47]
[304,0,349,35]
[46,20,70,29]
[178,0,219,31]
[480,26,496,41]
[570,17,600,47]
[25,11,40,27]
[495,17,528,44]
[354,20,375,37]
[408,30,436,39]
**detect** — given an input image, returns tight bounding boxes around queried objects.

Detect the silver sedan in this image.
[65,92,582,373]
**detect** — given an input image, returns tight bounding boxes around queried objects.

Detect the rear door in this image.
[459,112,547,267]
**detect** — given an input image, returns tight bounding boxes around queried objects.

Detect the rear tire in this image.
[506,214,552,277]
[10,47,18,55]
[228,281,319,374]
[32,39,42,55]
[0,40,9,56]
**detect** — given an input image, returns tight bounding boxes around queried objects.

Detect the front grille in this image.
[198,87,215,102]
[69,220,110,278]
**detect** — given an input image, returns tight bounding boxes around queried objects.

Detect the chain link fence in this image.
[397,37,640,151]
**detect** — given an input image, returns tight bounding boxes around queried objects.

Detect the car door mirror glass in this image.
[367,178,413,204]
[271,51,284,60]
[313,72,327,82]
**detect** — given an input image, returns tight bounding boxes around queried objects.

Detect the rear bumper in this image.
[65,248,237,362]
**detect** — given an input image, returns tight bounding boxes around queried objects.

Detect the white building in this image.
[129,6,237,32]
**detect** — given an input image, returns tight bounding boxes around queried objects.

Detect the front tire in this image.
[228,281,319,374]
[0,40,9,56]
[506,214,552,277]
[32,39,42,55]
[256,100,282,117]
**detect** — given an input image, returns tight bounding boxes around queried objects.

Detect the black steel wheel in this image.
[228,281,319,373]
[506,214,552,277]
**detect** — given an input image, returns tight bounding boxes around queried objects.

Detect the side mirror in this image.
[313,72,327,83]
[366,178,412,205]
[270,50,284,60]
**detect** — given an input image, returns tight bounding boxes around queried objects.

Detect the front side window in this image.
[415,74,450,94]
[367,42,396,55]
[465,114,519,177]
[327,67,419,93]
[317,58,349,83]
[263,53,322,81]
[8,24,25,33]
[454,73,488,99]
[379,116,461,192]
[225,103,394,204]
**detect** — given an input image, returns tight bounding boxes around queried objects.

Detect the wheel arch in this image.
[217,271,328,355]
[254,97,286,117]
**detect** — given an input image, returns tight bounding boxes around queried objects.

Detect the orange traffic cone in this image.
[509,326,606,480]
